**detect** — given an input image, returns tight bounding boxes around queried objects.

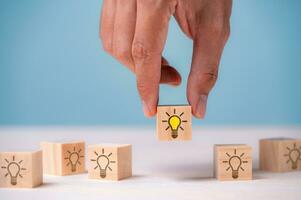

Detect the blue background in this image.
[0,0,300,126]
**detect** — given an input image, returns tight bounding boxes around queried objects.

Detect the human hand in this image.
[100,0,232,118]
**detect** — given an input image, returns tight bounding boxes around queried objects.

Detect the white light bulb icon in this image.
[284,143,301,170]
[65,147,84,172]
[8,162,20,185]
[91,149,115,179]
[69,152,79,172]
[223,149,248,179]
[1,156,26,186]
[97,155,109,178]
[289,149,301,169]
[229,156,242,179]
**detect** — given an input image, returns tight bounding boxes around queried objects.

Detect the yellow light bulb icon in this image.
[162,108,188,139]
[168,115,181,139]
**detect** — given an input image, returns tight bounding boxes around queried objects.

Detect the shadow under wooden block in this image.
[41,140,85,176]
[156,105,192,141]
[214,144,252,181]
[259,138,301,172]
[88,144,132,181]
[0,150,43,188]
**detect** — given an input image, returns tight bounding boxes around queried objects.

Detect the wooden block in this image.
[259,138,301,172]
[156,105,192,141]
[214,144,252,181]
[41,140,85,176]
[0,150,43,188]
[88,144,132,181]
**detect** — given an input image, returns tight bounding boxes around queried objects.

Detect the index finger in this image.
[132,1,176,117]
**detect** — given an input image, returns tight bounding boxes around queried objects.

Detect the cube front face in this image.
[215,145,252,181]
[0,151,43,188]
[260,139,301,172]
[157,105,192,141]
[88,144,131,181]
[61,142,85,175]
[41,141,85,176]
[279,141,301,171]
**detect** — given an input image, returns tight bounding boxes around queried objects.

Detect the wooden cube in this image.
[88,144,132,181]
[214,144,252,181]
[0,150,43,188]
[41,140,85,176]
[259,138,301,172]
[156,105,192,141]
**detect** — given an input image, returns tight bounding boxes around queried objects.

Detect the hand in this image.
[100,0,232,118]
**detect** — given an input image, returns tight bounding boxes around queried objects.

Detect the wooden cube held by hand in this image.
[88,144,132,181]
[156,105,192,141]
[41,140,85,176]
[0,150,43,188]
[214,144,252,181]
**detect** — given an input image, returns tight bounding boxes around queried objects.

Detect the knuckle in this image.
[192,68,218,92]
[114,48,132,62]
[201,72,218,84]
[132,42,150,61]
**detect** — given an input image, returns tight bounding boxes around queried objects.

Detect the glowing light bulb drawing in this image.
[222,149,248,179]
[1,155,26,185]
[162,108,188,139]
[64,147,84,172]
[284,143,301,170]
[90,148,115,178]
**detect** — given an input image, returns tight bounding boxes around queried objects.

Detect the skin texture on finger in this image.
[112,0,136,72]
[100,0,117,52]
[133,0,177,117]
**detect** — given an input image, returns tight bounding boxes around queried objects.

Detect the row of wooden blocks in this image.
[0,142,132,188]
[1,138,301,188]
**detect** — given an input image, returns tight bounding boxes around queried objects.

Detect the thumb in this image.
[187,28,229,118]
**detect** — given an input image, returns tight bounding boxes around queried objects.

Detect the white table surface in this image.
[0,126,301,200]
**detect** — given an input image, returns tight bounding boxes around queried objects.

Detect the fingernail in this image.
[195,95,208,118]
[142,101,152,118]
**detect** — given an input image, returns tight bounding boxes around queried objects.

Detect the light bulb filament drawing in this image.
[162,108,188,139]
[284,143,301,170]
[90,148,116,178]
[64,147,84,172]
[1,155,26,185]
[222,149,248,179]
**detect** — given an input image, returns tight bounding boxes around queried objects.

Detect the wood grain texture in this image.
[88,144,132,181]
[156,105,192,141]
[259,138,301,172]
[41,141,85,176]
[214,144,252,181]
[0,151,43,188]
